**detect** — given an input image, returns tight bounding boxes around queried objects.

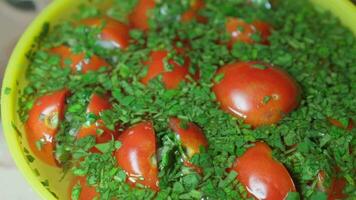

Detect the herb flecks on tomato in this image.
[169,117,208,159]
[81,17,130,49]
[70,176,99,200]
[77,94,116,153]
[115,122,159,191]
[169,118,208,173]
[226,18,271,47]
[328,118,354,131]
[129,0,156,31]
[213,61,300,127]
[317,170,348,200]
[51,45,109,74]
[141,50,190,89]
[181,0,207,23]
[26,89,69,166]
[231,142,296,200]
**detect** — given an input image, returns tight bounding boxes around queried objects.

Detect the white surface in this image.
[0,1,50,199]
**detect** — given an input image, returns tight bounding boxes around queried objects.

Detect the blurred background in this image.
[0,1,49,199]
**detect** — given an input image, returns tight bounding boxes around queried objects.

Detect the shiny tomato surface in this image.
[77,94,116,150]
[169,117,208,159]
[51,45,109,74]
[226,18,271,47]
[115,122,159,191]
[26,89,68,166]
[213,62,300,127]
[69,176,99,200]
[129,0,156,31]
[317,170,347,200]
[181,0,207,23]
[81,17,130,49]
[231,142,296,200]
[141,50,190,89]
[169,118,208,173]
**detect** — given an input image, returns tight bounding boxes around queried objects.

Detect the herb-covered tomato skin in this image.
[169,117,208,159]
[169,118,208,173]
[129,0,156,31]
[231,142,296,200]
[141,50,190,89]
[115,122,159,191]
[26,89,69,166]
[328,118,354,131]
[69,176,99,200]
[252,20,272,44]
[77,94,116,149]
[226,18,271,47]
[212,62,300,127]
[51,45,109,74]
[317,170,347,200]
[181,0,207,23]
[81,17,130,49]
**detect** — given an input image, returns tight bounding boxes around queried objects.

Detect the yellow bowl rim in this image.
[1,0,78,199]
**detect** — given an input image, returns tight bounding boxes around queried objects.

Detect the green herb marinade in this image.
[18,0,355,199]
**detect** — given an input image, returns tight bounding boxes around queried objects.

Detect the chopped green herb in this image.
[262,95,271,104]
[26,155,35,163]
[214,73,225,83]
[252,63,267,70]
[35,139,45,150]
[286,192,301,200]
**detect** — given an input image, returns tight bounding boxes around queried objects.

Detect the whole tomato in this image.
[51,45,109,74]
[226,18,271,47]
[141,50,190,89]
[169,117,208,173]
[115,122,159,191]
[213,61,300,127]
[77,94,117,153]
[26,89,69,166]
[231,142,296,199]
[81,17,130,49]
[130,0,207,30]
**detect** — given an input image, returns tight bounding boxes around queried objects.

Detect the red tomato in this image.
[317,170,347,200]
[169,118,208,173]
[129,0,156,31]
[77,94,116,152]
[226,18,272,47]
[141,50,190,89]
[181,0,207,23]
[212,62,300,127]
[169,117,208,159]
[328,118,354,131]
[231,142,296,200]
[51,45,109,74]
[115,122,159,191]
[26,89,69,166]
[252,20,272,44]
[69,176,99,200]
[81,17,130,49]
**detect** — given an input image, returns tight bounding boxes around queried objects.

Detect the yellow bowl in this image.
[1,0,356,199]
